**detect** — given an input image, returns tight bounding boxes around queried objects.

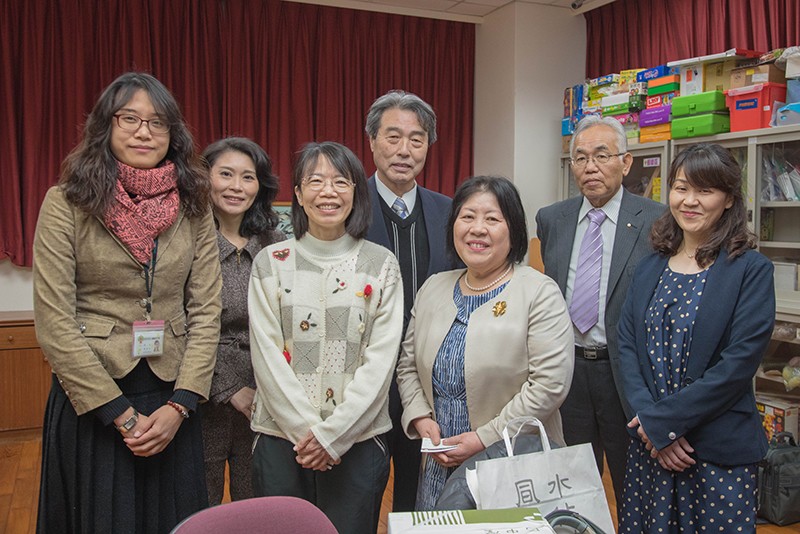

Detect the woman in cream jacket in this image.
[396,176,574,510]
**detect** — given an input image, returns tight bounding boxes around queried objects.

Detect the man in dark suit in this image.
[535,115,664,511]
[364,90,455,511]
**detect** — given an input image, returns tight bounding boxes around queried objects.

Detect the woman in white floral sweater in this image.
[248,142,403,534]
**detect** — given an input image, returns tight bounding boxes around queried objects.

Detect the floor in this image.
[2,428,799,534]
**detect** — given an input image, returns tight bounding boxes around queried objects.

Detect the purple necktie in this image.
[570,209,607,334]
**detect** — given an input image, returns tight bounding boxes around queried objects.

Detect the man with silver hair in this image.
[535,115,663,516]
[364,90,456,511]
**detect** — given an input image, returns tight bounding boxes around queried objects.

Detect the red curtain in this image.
[0,0,475,267]
[585,0,800,78]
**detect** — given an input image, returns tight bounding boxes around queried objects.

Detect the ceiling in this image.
[286,0,616,23]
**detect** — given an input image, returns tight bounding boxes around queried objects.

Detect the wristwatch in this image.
[117,408,139,433]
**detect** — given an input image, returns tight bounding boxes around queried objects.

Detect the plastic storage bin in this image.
[725,83,787,132]
[671,91,727,117]
[671,113,730,139]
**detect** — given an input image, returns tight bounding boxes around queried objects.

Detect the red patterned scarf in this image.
[103,161,180,264]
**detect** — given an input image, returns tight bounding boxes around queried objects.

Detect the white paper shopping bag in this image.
[475,417,614,534]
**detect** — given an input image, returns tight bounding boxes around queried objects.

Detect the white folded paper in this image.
[421,437,458,453]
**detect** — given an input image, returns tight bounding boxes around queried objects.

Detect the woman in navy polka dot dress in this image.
[616,144,775,533]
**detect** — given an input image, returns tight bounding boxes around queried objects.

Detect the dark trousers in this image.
[559,357,629,515]
[252,433,390,534]
[387,375,422,511]
[200,402,254,505]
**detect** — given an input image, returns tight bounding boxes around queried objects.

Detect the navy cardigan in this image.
[618,249,774,466]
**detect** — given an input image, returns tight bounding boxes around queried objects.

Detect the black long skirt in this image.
[37,370,208,534]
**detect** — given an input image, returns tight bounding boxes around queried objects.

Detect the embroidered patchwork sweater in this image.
[249,233,403,460]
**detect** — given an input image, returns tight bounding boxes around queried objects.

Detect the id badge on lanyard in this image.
[132,239,164,358]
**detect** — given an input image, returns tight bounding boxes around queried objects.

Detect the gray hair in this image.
[365,90,438,145]
[569,115,628,157]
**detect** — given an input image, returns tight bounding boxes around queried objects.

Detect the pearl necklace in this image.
[464,264,513,292]
[682,247,696,259]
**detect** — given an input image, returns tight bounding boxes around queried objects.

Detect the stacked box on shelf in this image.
[666,48,761,96]
[731,62,786,89]
[620,68,645,84]
[704,59,740,92]
[562,83,587,141]
[671,90,731,138]
[646,93,678,108]
[635,74,681,143]
[611,112,640,144]
[593,74,628,117]
[636,65,679,83]
[756,395,800,441]
[725,83,787,132]
[639,123,671,143]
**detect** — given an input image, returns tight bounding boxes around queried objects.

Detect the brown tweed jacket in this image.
[33,186,222,415]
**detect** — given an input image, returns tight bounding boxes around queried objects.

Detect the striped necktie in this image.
[392,197,409,219]
[569,208,607,334]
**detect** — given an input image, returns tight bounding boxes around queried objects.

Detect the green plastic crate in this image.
[671,113,730,138]
[671,91,727,117]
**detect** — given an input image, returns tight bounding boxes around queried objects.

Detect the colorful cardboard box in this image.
[636,65,679,83]
[649,82,681,96]
[628,82,648,96]
[601,92,630,108]
[647,74,680,88]
[563,84,585,119]
[561,117,574,136]
[588,73,621,87]
[639,123,672,143]
[755,395,800,441]
[620,68,645,84]
[639,105,672,127]
[646,92,679,108]
[602,103,631,116]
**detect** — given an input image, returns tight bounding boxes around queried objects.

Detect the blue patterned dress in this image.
[620,266,759,533]
[416,280,508,511]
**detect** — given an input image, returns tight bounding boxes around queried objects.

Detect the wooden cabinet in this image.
[0,311,52,431]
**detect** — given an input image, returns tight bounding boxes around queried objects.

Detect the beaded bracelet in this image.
[167,400,190,419]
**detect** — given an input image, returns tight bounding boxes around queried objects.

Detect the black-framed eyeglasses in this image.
[302,175,355,192]
[113,114,170,134]
[571,153,625,168]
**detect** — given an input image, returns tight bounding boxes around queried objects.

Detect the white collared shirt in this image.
[374,174,418,213]
[565,186,624,348]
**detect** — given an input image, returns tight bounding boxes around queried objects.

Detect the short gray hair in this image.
[365,90,438,145]
[569,115,628,157]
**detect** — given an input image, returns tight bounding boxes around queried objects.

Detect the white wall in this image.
[0,260,34,312]
[474,2,586,237]
[0,2,587,312]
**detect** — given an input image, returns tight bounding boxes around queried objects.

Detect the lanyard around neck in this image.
[142,238,159,320]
